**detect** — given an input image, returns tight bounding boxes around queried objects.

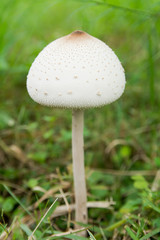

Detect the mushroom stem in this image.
[72,110,87,231]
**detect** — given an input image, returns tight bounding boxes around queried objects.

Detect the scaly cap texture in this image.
[27,30,126,109]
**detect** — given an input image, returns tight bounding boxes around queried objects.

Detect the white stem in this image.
[72,110,87,228]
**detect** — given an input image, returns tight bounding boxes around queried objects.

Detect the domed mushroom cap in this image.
[27,30,125,109]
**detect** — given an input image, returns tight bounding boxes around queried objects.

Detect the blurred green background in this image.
[0,0,160,239]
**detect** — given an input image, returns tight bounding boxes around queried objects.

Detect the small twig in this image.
[54,191,72,198]
[0,139,27,164]
[90,168,157,176]
[59,188,71,230]
[51,200,115,218]
[32,188,58,209]
[151,170,160,191]
[105,139,151,164]
[48,227,87,238]
[30,182,70,210]
[105,139,130,155]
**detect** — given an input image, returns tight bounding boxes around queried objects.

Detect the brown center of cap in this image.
[66,30,90,41]
[71,30,85,35]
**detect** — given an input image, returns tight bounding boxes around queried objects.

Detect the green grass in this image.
[0,0,160,239]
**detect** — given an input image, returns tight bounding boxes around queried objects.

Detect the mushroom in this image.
[26,30,126,233]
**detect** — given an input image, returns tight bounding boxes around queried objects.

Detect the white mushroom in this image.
[26,30,126,235]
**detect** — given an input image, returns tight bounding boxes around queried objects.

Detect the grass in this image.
[0,0,160,239]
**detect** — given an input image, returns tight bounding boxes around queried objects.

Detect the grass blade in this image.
[20,224,32,236]
[28,198,58,240]
[144,198,160,214]
[140,228,160,240]
[87,230,96,240]
[3,184,32,216]
[125,226,139,240]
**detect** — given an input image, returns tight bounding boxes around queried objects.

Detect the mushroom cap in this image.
[27,30,126,109]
